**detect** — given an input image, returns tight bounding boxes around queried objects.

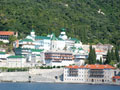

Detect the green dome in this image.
[78,47,83,50]
[61,28,66,32]
[32,29,35,32]
[51,33,57,40]
[75,40,80,43]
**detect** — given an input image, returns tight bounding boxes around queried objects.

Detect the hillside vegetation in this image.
[0,0,120,45]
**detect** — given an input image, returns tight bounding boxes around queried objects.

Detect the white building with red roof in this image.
[112,76,120,84]
[64,64,118,84]
[0,31,18,43]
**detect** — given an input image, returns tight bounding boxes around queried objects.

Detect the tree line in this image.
[87,45,120,67]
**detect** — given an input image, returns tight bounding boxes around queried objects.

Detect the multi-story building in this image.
[0,31,18,43]
[7,55,26,67]
[14,28,85,66]
[14,28,114,66]
[64,64,117,84]
[17,28,82,52]
[0,52,6,60]
[0,52,11,60]
[112,76,120,83]
[45,51,74,66]
[19,38,35,49]
[14,47,44,63]
[74,53,88,65]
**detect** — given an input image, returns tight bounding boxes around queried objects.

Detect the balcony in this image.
[89,75,104,78]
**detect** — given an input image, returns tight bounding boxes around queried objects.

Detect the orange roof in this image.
[112,76,120,79]
[65,64,115,69]
[84,64,115,69]
[0,31,14,35]
[88,49,104,52]
[66,65,84,69]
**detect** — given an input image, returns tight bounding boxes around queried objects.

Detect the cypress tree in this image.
[111,48,116,61]
[88,45,92,64]
[105,50,111,64]
[88,45,96,64]
[92,48,96,64]
[115,47,119,62]
[99,57,103,64]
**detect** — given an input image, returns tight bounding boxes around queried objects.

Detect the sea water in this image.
[0,83,120,90]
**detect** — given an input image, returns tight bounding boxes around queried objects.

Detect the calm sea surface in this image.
[0,83,120,90]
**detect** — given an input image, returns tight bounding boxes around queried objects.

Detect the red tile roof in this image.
[84,64,115,69]
[0,31,14,35]
[66,66,80,69]
[112,76,120,79]
[65,65,85,69]
[88,49,104,52]
[66,64,115,69]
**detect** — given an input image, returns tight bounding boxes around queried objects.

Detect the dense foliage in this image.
[0,0,120,45]
[88,45,96,64]
[0,67,29,72]
[104,47,120,66]
[87,46,120,67]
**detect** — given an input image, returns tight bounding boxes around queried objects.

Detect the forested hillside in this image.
[0,0,120,45]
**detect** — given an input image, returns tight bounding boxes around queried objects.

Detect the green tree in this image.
[99,57,103,64]
[115,47,120,62]
[111,48,116,61]
[9,35,17,45]
[92,48,96,64]
[0,41,4,47]
[7,44,13,52]
[117,64,120,68]
[104,50,111,64]
[88,45,96,64]
[109,60,116,66]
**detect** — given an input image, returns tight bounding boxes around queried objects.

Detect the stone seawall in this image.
[29,68,63,82]
[0,69,119,85]
[0,72,29,82]
[0,68,64,82]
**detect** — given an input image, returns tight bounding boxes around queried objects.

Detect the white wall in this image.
[0,39,9,43]
[22,44,35,49]
[7,58,26,67]
[64,68,116,83]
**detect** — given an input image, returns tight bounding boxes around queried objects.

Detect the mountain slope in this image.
[0,0,120,45]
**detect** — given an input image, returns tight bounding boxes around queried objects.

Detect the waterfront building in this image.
[64,64,117,83]
[0,31,18,43]
[112,76,120,83]
[7,55,26,67]
[45,51,74,66]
